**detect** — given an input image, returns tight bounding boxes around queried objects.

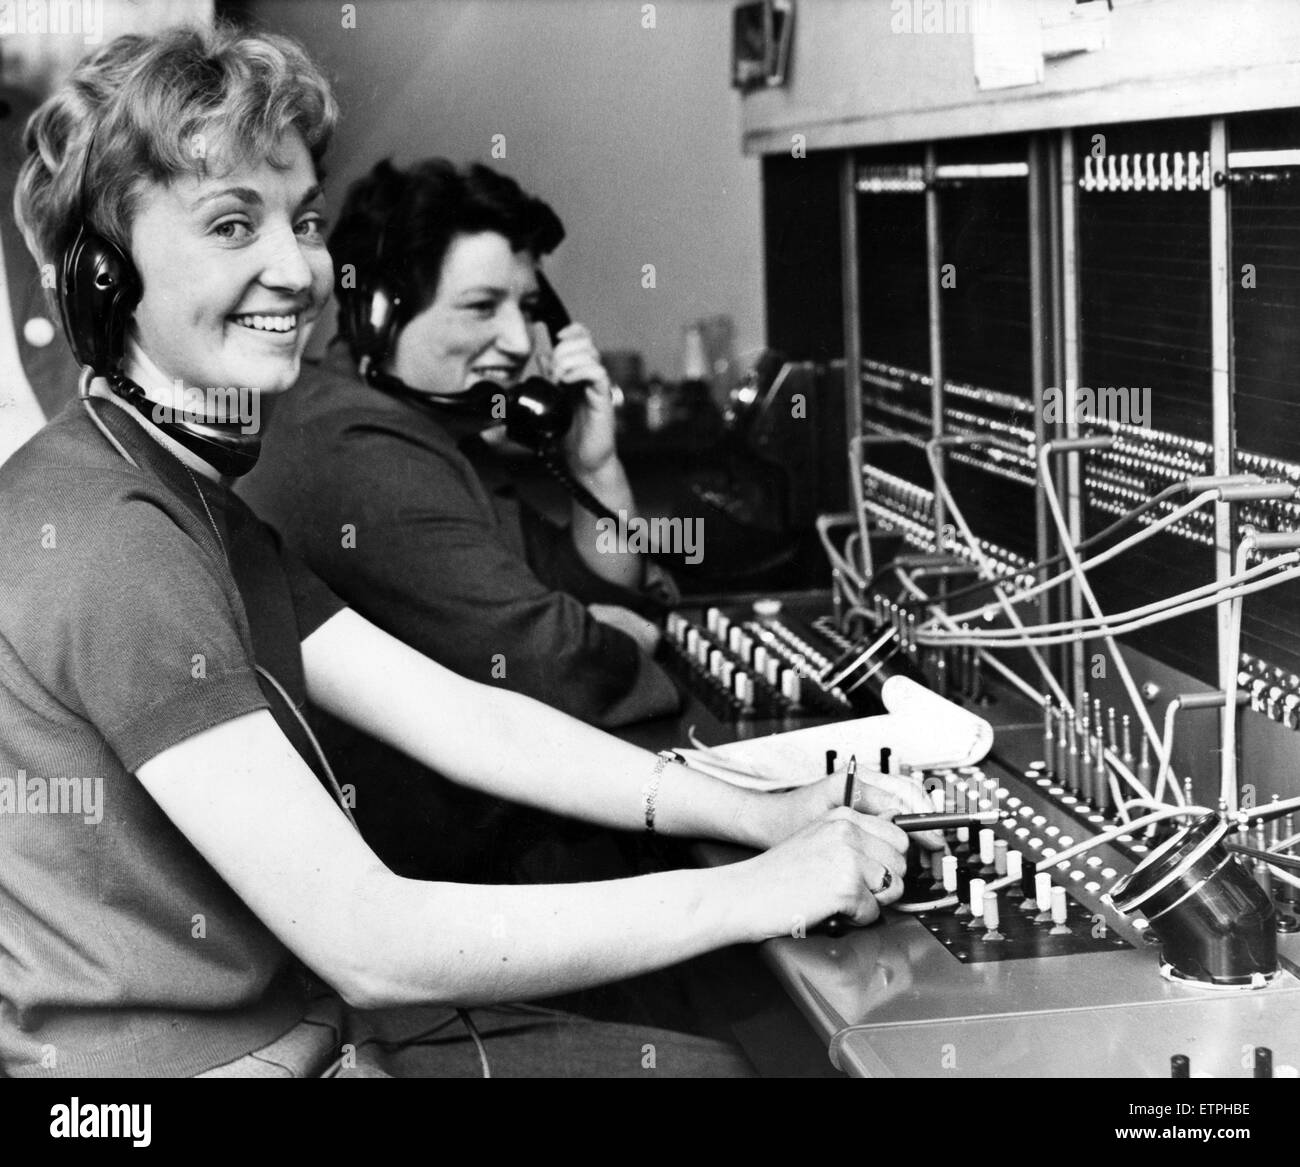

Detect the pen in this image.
[824,755,859,938]
[893,810,1001,832]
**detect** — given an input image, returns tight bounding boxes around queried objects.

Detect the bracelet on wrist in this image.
[642,750,684,833]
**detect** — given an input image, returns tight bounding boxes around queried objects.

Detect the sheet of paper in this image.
[972,0,1045,91]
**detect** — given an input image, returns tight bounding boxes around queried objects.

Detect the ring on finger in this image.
[870,868,894,896]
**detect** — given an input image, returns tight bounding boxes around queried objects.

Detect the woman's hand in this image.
[554,322,619,478]
[726,809,912,941]
[748,765,945,854]
[588,602,661,654]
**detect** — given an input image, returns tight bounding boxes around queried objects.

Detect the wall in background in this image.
[742,0,1300,153]
[235,0,765,379]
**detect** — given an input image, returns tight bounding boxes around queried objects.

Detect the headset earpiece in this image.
[349,280,401,372]
[57,220,142,375]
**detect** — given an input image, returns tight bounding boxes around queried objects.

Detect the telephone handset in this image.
[464,271,626,526]
[485,269,584,453]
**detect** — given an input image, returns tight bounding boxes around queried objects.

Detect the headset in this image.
[60,131,263,477]
[343,222,583,454]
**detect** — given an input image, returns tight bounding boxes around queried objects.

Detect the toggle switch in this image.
[941,853,959,894]
[982,892,1004,941]
[1049,886,1071,934]
[966,878,987,929]
[1035,871,1053,922]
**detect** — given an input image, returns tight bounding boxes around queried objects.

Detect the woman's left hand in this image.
[554,323,619,478]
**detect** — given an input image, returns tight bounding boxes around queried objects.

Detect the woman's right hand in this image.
[729,808,911,941]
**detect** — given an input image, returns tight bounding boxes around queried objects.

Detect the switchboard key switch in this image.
[1202,151,1212,190]
[1146,153,1157,190]
[1132,151,1145,191]
[1171,1055,1190,1079]
[1173,151,1186,190]
[1119,154,1132,190]
[1284,693,1300,730]
[978,828,997,876]
[1188,151,1200,188]
[980,893,1005,942]
[941,853,959,896]
[1107,154,1119,191]
[1019,858,1039,912]
[965,879,987,930]
[1049,887,1071,935]
[930,849,947,891]
[1032,871,1055,923]
[953,868,972,917]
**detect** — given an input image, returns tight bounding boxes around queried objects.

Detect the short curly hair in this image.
[14,23,338,283]
[330,158,566,361]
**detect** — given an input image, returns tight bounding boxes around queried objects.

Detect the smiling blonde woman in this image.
[0,24,930,1079]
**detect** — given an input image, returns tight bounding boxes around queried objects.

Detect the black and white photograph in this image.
[0,0,1297,1124]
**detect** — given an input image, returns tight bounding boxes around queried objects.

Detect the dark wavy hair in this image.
[330,158,565,360]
